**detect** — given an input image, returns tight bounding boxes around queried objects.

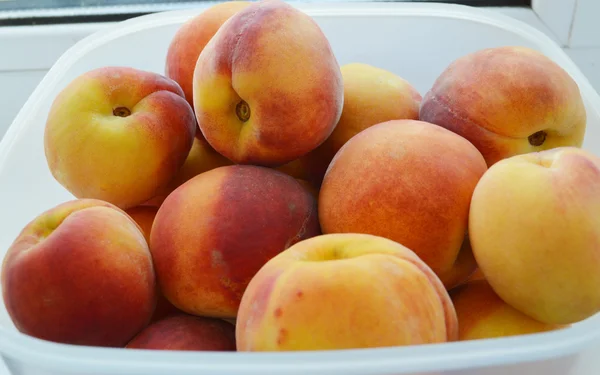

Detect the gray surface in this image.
[0,0,530,12]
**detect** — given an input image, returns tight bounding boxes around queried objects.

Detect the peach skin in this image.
[451,280,565,341]
[163,135,232,190]
[125,205,158,244]
[275,158,321,189]
[44,66,196,210]
[1,199,156,347]
[193,0,343,166]
[467,268,486,283]
[124,205,182,322]
[236,233,458,351]
[144,135,232,207]
[126,314,236,351]
[438,234,478,290]
[277,63,421,187]
[470,147,600,325]
[295,178,319,203]
[319,120,487,283]
[331,63,422,152]
[420,46,587,167]
[165,1,251,108]
[150,293,183,324]
[150,165,321,319]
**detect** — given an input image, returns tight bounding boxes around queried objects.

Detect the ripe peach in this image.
[126,314,236,351]
[438,234,478,290]
[319,120,487,283]
[125,205,158,243]
[470,147,600,325]
[193,0,343,166]
[150,294,182,324]
[451,280,564,340]
[277,63,421,187]
[420,46,587,167]
[332,63,422,152]
[145,135,232,207]
[165,135,232,190]
[124,205,182,322]
[236,233,458,351]
[165,1,251,108]
[1,199,156,347]
[467,268,486,283]
[295,178,319,202]
[275,157,320,188]
[44,66,196,209]
[150,165,321,319]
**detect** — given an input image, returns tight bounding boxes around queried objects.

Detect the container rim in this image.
[0,321,598,374]
[1,2,599,374]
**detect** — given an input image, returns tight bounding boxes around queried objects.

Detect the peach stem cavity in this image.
[236,100,251,122]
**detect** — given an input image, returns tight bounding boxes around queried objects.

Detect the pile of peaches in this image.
[2,0,599,353]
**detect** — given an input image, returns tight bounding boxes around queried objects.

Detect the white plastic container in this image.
[0,2,599,375]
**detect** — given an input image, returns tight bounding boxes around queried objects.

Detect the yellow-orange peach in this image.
[165,1,251,107]
[150,165,321,319]
[419,46,586,167]
[331,63,422,153]
[124,205,182,322]
[165,136,232,190]
[144,135,233,207]
[1,199,156,347]
[275,157,319,188]
[470,147,600,325]
[193,0,343,166]
[126,314,236,351]
[125,205,159,244]
[236,233,458,351]
[44,67,196,209]
[319,120,487,283]
[438,234,478,290]
[288,63,422,186]
[467,268,486,283]
[451,280,564,340]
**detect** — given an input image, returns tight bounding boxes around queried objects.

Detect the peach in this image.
[419,46,587,167]
[150,165,321,319]
[438,234,478,290]
[44,66,196,210]
[126,314,236,351]
[282,63,422,186]
[451,280,564,340]
[331,63,422,152]
[223,318,237,326]
[319,120,487,284]
[150,293,183,324]
[144,135,233,206]
[164,135,232,190]
[1,199,156,347]
[275,157,320,188]
[124,205,182,322]
[470,147,600,325]
[236,233,458,351]
[165,1,251,107]
[125,205,158,243]
[295,178,319,202]
[467,268,486,283]
[193,0,343,166]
